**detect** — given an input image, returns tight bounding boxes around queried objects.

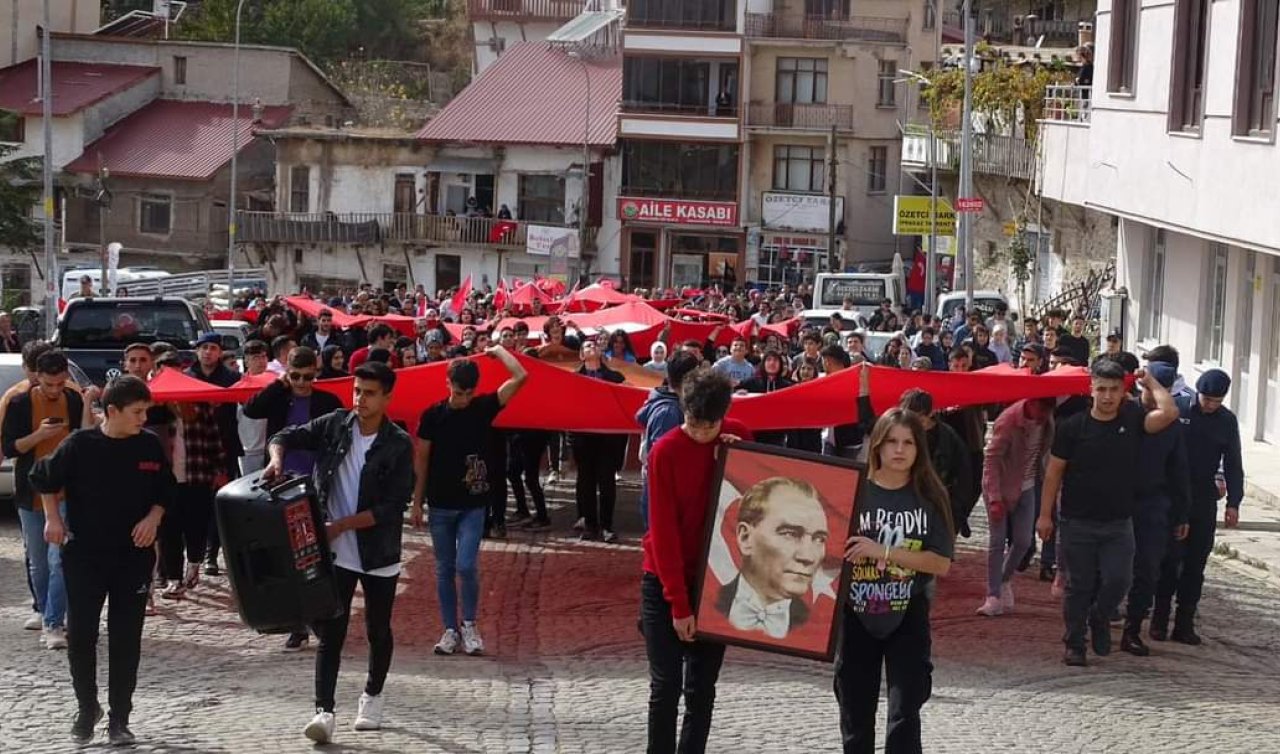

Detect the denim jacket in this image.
[270,409,414,571]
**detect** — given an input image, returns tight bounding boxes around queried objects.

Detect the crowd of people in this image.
[2,279,1246,752]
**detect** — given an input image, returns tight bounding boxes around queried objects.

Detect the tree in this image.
[178,0,359,66]
[920,60,1073,140]
[0,112,42,258]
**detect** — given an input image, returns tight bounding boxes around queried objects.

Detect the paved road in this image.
[1,479,1279,753]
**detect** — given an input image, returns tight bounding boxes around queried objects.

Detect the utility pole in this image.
[96,165,110,295]
[228,0,249,299]
[926,0,941,315]
[826,124,838,274]
[959,0,975,310]
[41,0,56,337]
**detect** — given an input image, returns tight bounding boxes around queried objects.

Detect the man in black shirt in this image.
[411,346,526,657]
[1037,359,1178,666]
[31,376,175,746]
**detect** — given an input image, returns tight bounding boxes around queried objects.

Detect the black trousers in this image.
[573,434,624,531]
[509,432,549,521]
[834,598,933,754]
[640,573,725,754]
[160,483,214,580]
[63,542,155,723]
[487,433,509,529]
[1155,500,1217,620]
[547,431,565,472]
[1125,494,1171,629]
[312,566,398,713]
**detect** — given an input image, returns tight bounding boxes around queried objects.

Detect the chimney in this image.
[1077,21,1094,48]
[251,98,264,124]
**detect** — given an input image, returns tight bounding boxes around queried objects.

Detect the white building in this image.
[1039,0,1280,442]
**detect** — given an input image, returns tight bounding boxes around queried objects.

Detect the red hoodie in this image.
[641,419,752,619]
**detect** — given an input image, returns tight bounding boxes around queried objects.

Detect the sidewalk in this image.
[1220,440,1280,585]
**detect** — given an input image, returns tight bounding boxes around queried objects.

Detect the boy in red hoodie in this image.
[641,369,751,754]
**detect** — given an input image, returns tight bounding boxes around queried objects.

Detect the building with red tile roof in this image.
[0,59,158,116]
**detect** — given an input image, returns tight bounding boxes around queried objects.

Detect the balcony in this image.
[465,0,585,22]
[744,13,909,44]
[626,0,737,31]
[746,102,854,132]
[1043,84,1092,125]
[900,129,1037,182]
[236,211,583,252]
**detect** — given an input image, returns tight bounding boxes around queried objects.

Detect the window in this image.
[1197,244,1229,363]
[627,0,736,31]
[805,0,843,17]
[289,165,310,213]
[866,146,887,193]
[1233,0,1279,137]
[138,194,171,235]
[777,58,828,104]
[1139,228,1166,341]
[623,58,720,114]
[518,174,566,224]
[628,231,658,289]
[773,145,825,192]
[923,0,936,30]
[1169,0,1211,132]
[0,264,31,310]
[621,140,739,201]
[1108,0,1140,93]
[0,114,24,143]
[877,59,898,107]
[173,56,187,85]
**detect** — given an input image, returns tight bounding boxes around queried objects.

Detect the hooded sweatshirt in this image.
[636,386,683,466]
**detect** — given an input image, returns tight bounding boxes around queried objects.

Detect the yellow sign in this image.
[893,196,957,236]
[1003,221,1019,237]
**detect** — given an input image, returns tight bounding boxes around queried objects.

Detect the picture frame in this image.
[693,441,864,662]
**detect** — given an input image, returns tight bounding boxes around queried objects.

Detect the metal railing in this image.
[123,269,268,300]
[1043,84,1092,124]
[465,0,585,21]
[901,130,1037,181]
[747,102,854,131]
[620,100,738,118]
[744,13,909,44]
[236,211,582,249]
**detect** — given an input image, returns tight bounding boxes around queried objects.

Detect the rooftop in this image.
[64,100,292,180]
[0,60,159,117]
[415,42,620,147]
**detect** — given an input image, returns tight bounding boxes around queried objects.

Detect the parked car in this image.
[935,290,1012,325]
[211,319,252,357]
[52,298,211,385]
[0,353,93,498]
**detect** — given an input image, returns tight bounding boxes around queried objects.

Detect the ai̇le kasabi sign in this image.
[617,197,739,227]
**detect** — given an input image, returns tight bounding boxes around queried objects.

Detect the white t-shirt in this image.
[329,424,400,577]
[237,405,267,454]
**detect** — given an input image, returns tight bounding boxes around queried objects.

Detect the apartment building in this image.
[467,0,599,73]
[1039,0,1280,442]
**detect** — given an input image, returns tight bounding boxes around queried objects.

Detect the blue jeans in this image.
[638,469,650,533]
[18,505,66,629]
[428,506,485,631]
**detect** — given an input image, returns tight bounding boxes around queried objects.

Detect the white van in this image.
[935,290,1011,324]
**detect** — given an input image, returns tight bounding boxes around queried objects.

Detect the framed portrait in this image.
[693,442,864,662]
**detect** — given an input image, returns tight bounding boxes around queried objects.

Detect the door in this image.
[475,174,495,215]
[628,230,657,290]
[434,254,461,294]
[393,174,416,239]
[1265,257,1280,442]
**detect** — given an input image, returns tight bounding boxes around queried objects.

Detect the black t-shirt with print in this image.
[847,481,954,639]
[1051,399,1145,521]
[416,393,503,509]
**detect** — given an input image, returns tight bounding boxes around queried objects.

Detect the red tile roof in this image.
[0,60,159,116]
[64,100,292,180]
[416,43,620,147]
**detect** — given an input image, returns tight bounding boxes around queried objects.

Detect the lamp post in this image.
[41,0,55,335]
[960,0,975,310]
[227,0,249,297]
[568,50,592,281]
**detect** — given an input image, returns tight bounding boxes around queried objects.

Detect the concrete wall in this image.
[471,20,563,75]
[1,0,99,67]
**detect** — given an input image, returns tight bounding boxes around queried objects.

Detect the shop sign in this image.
[761,192,844,232]
[617,197,738,227]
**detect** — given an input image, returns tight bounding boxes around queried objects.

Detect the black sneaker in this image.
[509,510,532,523]
[203,560,221,577]
[1090,617,1112,657]
[283,632,309,652]
[1121,631,1150,656]
[523,517,552,530]
[492,525,508,540]
[108,719,136,746]
[578,528,600,542]
[1171,626,1203,646]
[1063,647,1087,667]
[1039,564,1056,582]
[71,705,103,743]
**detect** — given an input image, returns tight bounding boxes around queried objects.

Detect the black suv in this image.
[54,298,211,385]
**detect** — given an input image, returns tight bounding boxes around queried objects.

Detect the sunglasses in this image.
[288,372,317,382]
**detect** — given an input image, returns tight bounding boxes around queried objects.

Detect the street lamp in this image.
[227,0,249,296]
[898,68,941,315]
[568,50,592,281]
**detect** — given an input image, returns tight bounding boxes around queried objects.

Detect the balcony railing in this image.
[747,102,854,131]
[620,101,738,119]
[465,0,585,22]
[901,129,1037,181]
[1043,84,1092,124]
[237,211,582,250]
[744,13,909,44]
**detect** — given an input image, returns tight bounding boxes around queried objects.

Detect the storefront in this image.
[618,197,743,290]
[755,191,843,286]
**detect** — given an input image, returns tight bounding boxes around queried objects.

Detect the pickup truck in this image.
[53,298,212,385]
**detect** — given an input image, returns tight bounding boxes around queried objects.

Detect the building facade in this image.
[0,0,99,67]
[1039,0,1280,442]
[467,0,592,74]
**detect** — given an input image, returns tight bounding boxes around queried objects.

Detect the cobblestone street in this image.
[2,480,1278,753]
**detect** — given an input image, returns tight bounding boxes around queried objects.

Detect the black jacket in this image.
[1137,420,1193,526]
[243,379,344,439]
[301,330,347,354]
[186,362,242,468]
[740,374,794,447]
[2,387,85,510]
[270,410,414,571]
[1176,395,1244,508]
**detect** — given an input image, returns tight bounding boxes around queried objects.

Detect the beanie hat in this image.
[1146,361,1177,389]
[1196,369,1231,398]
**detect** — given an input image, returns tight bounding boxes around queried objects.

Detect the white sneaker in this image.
[461,621,484,656]
[1000,582,1015,612]
[614,472,623,483]
[352,692,384,731]
[24,612,43,631]
[161,581,185,600]
[183,562,200,590]
[546,471,561,485]
[433,628,458,655]
[976,596,1004,617]
[303,709,335,743]
[43,625,68,649]
[572,517,587,532]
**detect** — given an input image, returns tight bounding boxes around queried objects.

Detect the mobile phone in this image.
[45,417,65,425]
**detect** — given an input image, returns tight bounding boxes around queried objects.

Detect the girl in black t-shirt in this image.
[835,409,955,754]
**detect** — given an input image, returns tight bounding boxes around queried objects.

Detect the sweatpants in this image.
[160,483,214,580]
[63,542,155,723]
[1125,493,1171,629]
[987,487,1036,597]
[1155,500,1218,620]
[312,566,398,713]
[573,434,624,532]
[509,432,549,521]
[1058,517,1134,650]
[834,597,934,754]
